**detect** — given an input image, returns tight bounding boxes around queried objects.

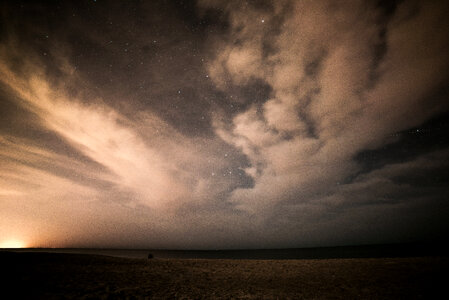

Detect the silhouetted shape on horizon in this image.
[147,253,153,259]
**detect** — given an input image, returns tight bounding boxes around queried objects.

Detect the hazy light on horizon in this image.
[0,239,28,249]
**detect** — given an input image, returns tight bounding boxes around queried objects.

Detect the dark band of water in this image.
[5,242,447,260]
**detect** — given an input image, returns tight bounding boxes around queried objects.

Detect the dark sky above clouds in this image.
[0,0,448,249]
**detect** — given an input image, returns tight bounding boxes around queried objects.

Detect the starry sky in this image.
[1,0,448,249]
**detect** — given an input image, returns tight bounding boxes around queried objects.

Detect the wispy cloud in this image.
[0,0,448,248]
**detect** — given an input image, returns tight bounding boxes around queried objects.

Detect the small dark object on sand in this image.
[147,253,154,259]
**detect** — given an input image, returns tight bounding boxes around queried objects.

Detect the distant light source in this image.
[0,240,27,248]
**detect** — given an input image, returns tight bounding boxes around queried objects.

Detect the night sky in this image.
[1,0,448,249]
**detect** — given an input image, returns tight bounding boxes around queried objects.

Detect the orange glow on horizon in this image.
[0,239,28,248]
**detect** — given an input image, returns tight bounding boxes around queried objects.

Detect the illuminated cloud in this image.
[0,0,448,248]
[209,0,449,215]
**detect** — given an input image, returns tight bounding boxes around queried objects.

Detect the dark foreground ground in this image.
[2,252,447,299]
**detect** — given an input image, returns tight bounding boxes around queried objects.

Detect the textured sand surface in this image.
[2,252,447,299]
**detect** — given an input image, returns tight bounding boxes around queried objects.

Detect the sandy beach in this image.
[2,251,447,299]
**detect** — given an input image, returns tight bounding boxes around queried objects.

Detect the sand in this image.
[2,251,447,299]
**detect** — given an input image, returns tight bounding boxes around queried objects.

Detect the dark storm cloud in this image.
[0,0,448,248]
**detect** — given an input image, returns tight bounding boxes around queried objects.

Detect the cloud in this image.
[0,41,247,247]
[207,0,449,210]
[0,0,448,248]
